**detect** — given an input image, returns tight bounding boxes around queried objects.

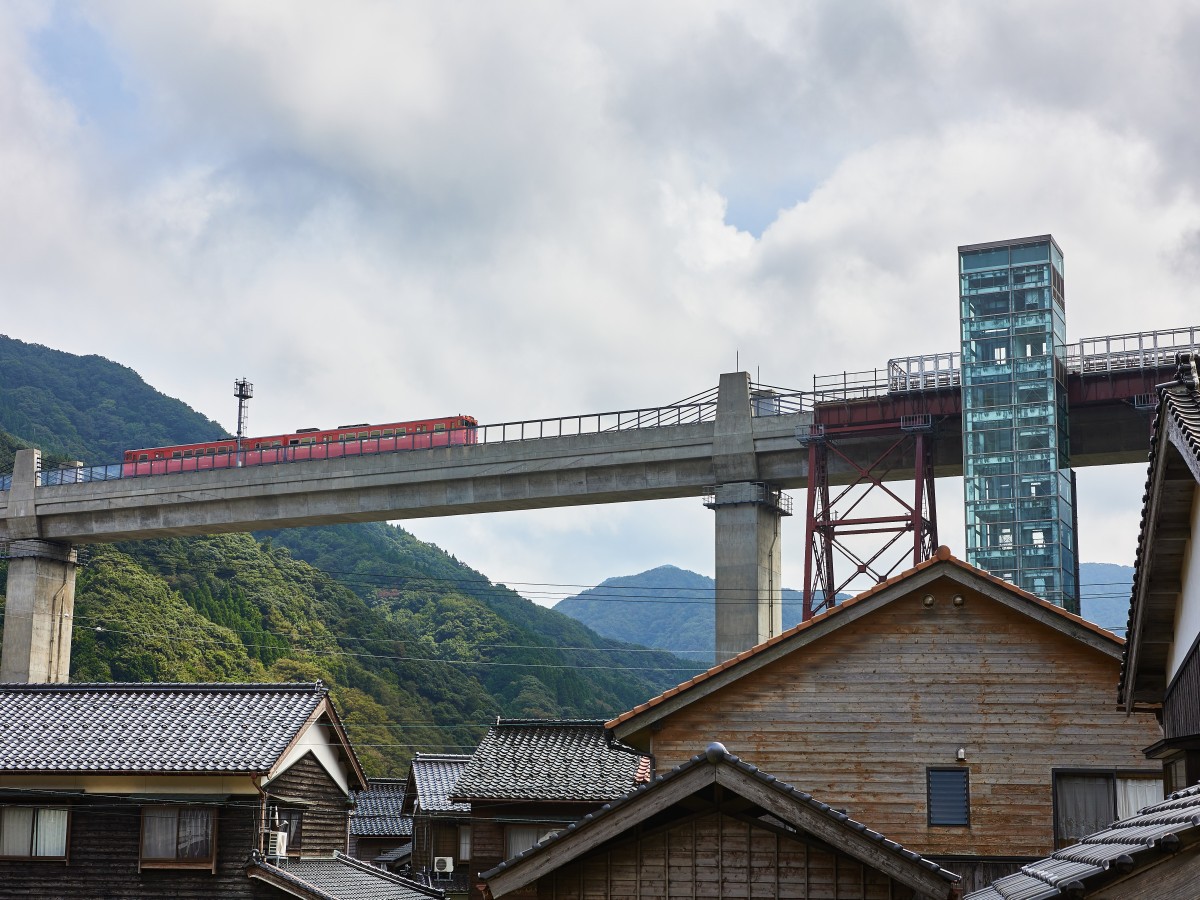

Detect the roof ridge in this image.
[0,681,326,693]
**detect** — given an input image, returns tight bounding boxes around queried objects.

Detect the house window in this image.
[458,825,471,861]
[0,806,68,858]
[274,808,302,850]
[140,807,216,868]
[1054,772,1163,848]
[504,825,561,859]
[927,768,970,826]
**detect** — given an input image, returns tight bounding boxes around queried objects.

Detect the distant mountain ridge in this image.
[555,560,1137,655]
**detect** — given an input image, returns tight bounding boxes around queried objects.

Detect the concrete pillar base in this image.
[1,540,77,684]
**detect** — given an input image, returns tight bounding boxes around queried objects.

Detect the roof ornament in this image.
[1177,351,1200,390]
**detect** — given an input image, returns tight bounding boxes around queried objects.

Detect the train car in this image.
[122,415,478,477]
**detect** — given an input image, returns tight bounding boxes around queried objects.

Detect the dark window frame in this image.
[927,767,970,827]
[0,805,70,861]
[138,805,218,872]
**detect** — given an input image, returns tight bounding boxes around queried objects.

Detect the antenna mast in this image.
[234,378,254,461]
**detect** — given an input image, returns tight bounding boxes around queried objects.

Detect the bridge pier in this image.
[709,373,792,664]
[1,450,77,684]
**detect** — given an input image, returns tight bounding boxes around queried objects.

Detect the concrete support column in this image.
[710,483,786,664]
[708,372,790,664]
[1,449,78,683]
[1,542,78,683]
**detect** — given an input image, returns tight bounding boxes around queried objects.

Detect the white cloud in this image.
[0,1,1194,599]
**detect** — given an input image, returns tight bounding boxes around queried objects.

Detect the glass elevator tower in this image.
[959,236,1079,612]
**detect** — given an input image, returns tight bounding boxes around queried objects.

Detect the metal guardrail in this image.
[2,326,1193,492]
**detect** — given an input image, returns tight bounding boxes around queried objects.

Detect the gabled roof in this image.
[966,783,1200,899]
[403,754,471,815]
[351,778,412,837]
[608,549,1123,739]
[482,741,961,899]
[248,851,444,900]
[0,682,352,775]
[451,719,651,803]
[1120,353,1200,708]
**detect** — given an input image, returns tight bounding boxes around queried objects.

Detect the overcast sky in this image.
[2,2,1196,603]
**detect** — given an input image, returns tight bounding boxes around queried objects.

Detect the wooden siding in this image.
[531,810,918,900]
[470,801,605,900]
[1164,630,1200,741]
[0,797,286,899]
[267,751,350,856]
[642,576,1163,858]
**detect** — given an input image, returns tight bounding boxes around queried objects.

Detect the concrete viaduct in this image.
[0,369,1162,683]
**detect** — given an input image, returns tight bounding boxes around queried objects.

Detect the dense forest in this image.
[0,335,695,775]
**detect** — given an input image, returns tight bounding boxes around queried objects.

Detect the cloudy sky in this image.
[2,2,1197,604]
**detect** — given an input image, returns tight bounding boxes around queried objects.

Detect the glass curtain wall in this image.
[960,236,1079,612]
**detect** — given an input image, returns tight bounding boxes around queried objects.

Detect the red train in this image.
[121,415,478,476]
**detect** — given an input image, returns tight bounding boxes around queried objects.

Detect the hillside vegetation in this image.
[0,335,694,775]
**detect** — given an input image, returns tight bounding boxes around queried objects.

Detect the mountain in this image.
[553,566,815,659]
[556,560,1139,654]
[0,335,695,775]
[1079,561,1135,635]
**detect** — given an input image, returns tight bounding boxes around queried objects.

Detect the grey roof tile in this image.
[0,682,326,773]
[253,852,443,900]
[965,783,1200,899]
[352,779,412,837]
[411,754,471,813]
[453,719,651,803]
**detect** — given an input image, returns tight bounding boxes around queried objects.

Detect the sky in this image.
[2,1,1197,604]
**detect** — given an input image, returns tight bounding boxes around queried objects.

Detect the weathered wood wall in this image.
[267,751,351,855]
[531,811,917,900]
[0,797,284,899]
[642,576,1163,858]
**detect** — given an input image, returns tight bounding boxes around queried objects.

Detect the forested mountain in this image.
[0,335,694,775]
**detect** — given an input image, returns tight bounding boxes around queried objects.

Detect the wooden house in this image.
[401,753,473,894]
[449,719,650,899]
[0,681,437,899]
[606,550,1164,891]
[350,778,412,869]
[482,741,964,900]
[1120,350,1200,792]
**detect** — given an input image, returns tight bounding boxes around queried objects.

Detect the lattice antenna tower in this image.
[234,378,254,453]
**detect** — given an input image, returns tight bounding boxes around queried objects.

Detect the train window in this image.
[272,441,282,448]
[206,448,216,455]
[358,431,368,439]
[300,438,313,444]
[397,428,406,436]
[138,454,149,462]
[216,447,228,454]
[370,430,381,438]
[383,429,394,436]
[434,424,446,432]
[254,442,263,449]
[172,451,183,459]
[183,450,193,457]
[416,425,426,433]
[289,439,300,446]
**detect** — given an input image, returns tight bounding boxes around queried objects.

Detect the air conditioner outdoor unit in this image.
[433,856,455,875]
[266,830,289,860]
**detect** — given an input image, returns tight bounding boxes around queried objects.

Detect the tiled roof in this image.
[352,779,412,837]
[411,754,471,813]
[1119,353,1200,705]
[452,720,651,803]
[966,783,1200,900]
[0,682,326,773]
[483,741,960,895]
[250,851,443,900]
[607,548,1122,732]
